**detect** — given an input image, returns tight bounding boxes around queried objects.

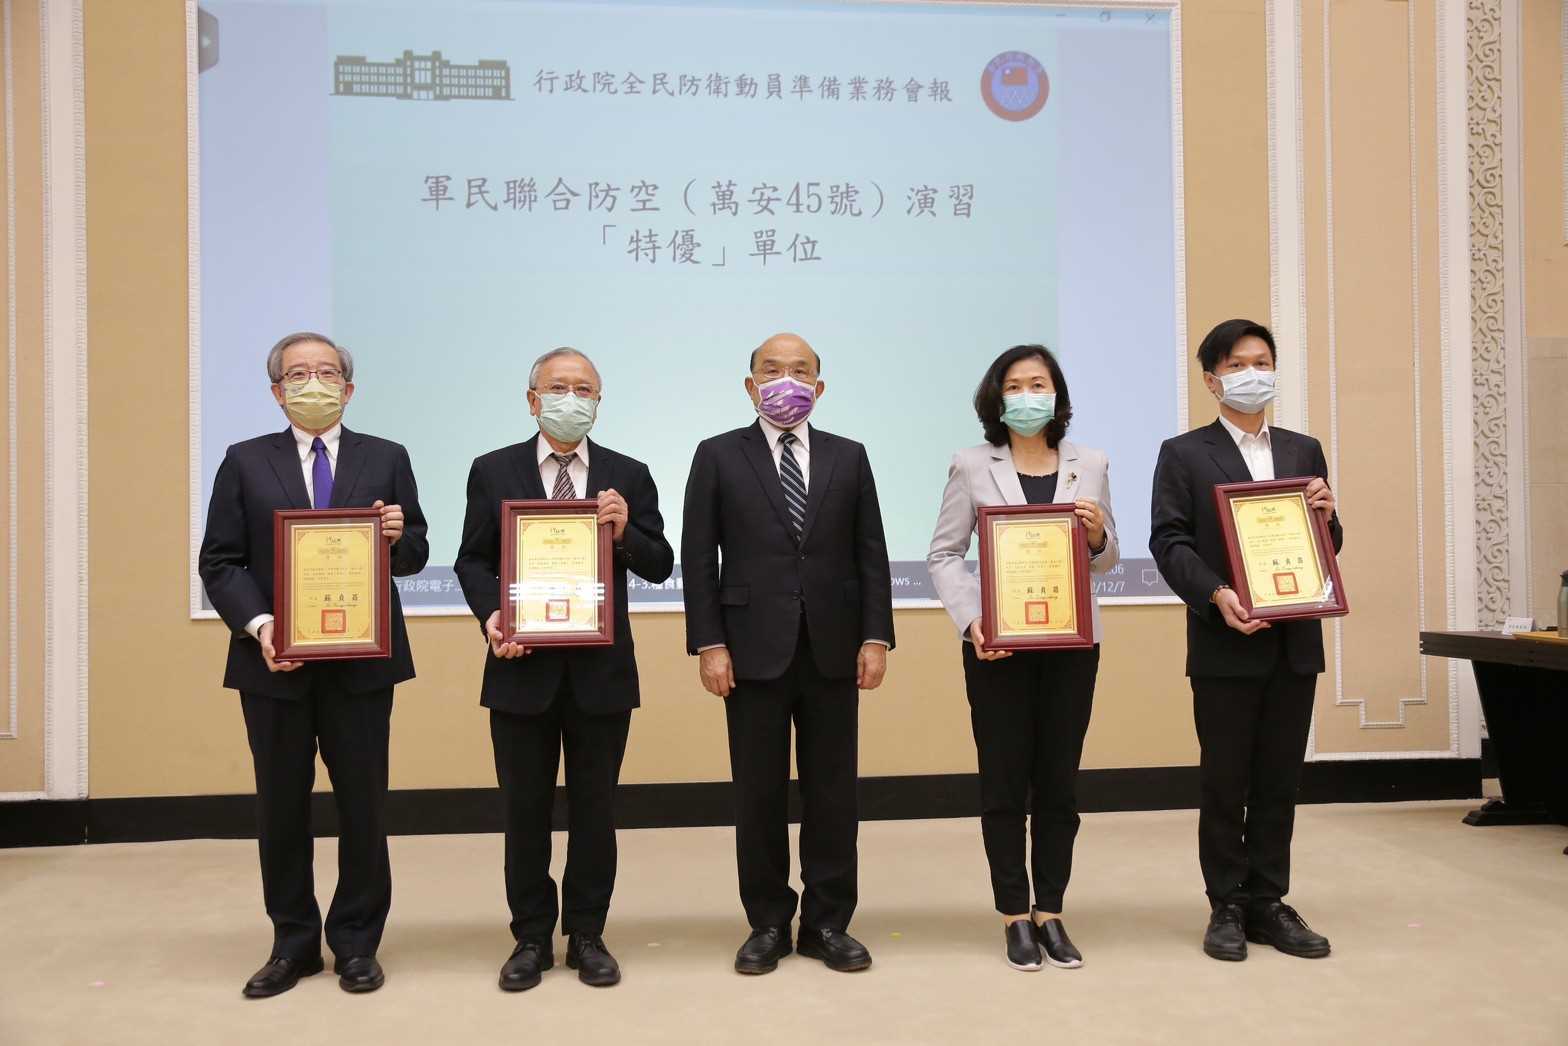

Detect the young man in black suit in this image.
[681,332,895,975]
[455,347,673,992]
[199,331,428,998]
[1149,318,1344,962]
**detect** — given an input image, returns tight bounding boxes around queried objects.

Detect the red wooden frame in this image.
[272,508,391,662]
[1213,477,1350,622]
[498,499,615,648]
[977,503,1095,651]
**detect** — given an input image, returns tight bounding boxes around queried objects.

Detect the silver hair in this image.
[528,346,601,389]
[266,331,356,384]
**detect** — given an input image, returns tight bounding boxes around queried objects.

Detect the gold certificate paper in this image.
[989,516,1079,639]
[1227,492,1329,608]
[512,514,603,634]
[288,522,378,648]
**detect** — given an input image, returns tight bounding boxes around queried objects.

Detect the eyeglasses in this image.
[535,382,600,398]
[279,366,345,387]
[753,363,817,382]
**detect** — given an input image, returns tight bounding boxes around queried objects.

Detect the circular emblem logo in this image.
[980,51,1049,122]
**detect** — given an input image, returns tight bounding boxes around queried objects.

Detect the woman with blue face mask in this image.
[926,344,1120,973]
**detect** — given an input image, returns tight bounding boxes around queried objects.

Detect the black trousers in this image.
[489,684,631,942]
[240,683,393,961]
[725,626,859,932]
[961,642,1098,915]
[1191,657,1317,907]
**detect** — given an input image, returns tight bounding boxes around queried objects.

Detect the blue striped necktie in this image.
[777,432,806,539]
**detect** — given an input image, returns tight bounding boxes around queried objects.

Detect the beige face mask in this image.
[281,376,344,431]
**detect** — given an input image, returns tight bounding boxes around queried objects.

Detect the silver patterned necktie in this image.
[551,452,576,500]
[777,432,806,539]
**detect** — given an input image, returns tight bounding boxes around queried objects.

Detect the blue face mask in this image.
[1001,392,1055,437]
[536,392,598,443]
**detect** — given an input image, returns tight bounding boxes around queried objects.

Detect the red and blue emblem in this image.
[981,51,1049,122]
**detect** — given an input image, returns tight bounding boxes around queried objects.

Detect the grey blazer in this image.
[927,439,1119,644]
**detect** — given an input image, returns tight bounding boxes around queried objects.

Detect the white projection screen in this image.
[188,0,1186,616]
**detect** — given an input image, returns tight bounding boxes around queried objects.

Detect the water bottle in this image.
[1559,570,1568,635]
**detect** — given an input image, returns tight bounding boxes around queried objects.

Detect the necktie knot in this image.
[553,452,575,468]
[778,432,795,447]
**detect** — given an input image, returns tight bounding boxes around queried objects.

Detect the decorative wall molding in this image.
[1266,0,1308,434]
[3,0,17,742]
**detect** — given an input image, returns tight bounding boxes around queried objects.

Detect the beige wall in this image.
[1523,0,1567,627]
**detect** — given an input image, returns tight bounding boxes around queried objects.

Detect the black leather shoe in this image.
[1246,902,1331,958]
[1035,917,1083,969]
[334,955,385,993]
[734,925,792,975]
[242,955,324,998]
[499,939,555,992]
[566,933,622,987]
[797,927,872,972]
[1203,903,1248,961]
[1004,920,1042,971]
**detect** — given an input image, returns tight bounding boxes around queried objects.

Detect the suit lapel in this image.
[1201,419,1252,483]
[266,429,311,509]
[1269,427,1298,479]
[740,421,794,539]
[799,426,838,544]
[329,428,366,508]
[1055,441,1082,504]
[512,435,548,500]
[987,444,1028,506]
[583,437,607,499]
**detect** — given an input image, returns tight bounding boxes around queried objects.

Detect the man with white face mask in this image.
[455,347,672,993]
[1149,319,1344,964]
[199,331,428,998]
[681,332,895,975]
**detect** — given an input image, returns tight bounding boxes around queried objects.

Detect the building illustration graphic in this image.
[333,51,512,101]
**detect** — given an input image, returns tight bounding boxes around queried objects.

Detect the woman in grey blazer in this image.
[927,344,1119,973]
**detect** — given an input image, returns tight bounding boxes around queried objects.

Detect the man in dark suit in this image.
[455,347,673,992]
[199,331,428,998]
[681,332,895,975]
[1149,318,1344,963]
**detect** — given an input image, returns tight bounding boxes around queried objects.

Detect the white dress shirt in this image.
[245,423,342,641]
[538,435,590,499]
[756,415,811,487]
[1219,414,1274,481]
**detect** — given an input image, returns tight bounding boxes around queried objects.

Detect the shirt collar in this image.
[536,435,590,468]
[757,414,810,452]
[291,423,341,461]
[1218,413,1270,448]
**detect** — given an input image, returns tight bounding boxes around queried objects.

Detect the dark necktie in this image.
[311,437,333,509]
[551,452,577,500]
[777,432,806,539]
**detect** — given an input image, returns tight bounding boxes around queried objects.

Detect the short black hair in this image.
[749,343,822,374]
[1196,319,1276,373]
[974,344,1072,448]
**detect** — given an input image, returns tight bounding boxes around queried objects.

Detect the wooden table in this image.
[1420,632,1568,849]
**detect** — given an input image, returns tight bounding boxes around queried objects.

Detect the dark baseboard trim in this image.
[1,759,1481,848]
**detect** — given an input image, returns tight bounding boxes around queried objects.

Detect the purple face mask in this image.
[755,376,816,428]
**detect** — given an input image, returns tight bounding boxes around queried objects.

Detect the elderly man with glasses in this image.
[455,346,673,992]
[199,331,428,998]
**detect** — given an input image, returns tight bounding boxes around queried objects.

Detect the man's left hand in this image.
[597,489,629,541]
[373,500,403,544]
[857,643,888,691]
[1304,478,1336,521]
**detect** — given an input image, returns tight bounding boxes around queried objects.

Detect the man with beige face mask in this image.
[199,332,429,999]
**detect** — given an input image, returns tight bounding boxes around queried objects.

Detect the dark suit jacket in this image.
[681,420,895,681]
[454,436,673,716]
[1149,419,1344,678]
[198,427,429,700]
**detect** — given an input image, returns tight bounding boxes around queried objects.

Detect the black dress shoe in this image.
[499,939,555,992]
[1035,917,1083,969]
[1246,902,1331,958]
[242,955,324,998]
[1203,903,1248,962]
[566,933,622,987]
[797,927,872,972]
[334,955,385,993]
[734,925,792,975]
[1003,920,1042,972]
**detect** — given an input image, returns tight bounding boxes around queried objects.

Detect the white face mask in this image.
[1215,367,1277,415]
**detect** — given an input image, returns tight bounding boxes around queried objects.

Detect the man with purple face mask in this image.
[681,332,895,975]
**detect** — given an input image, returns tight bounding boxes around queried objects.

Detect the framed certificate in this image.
[1214,478,1349,622]
[977,504,1095,651]
[499,499,614,647]
[272,508,391,662]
